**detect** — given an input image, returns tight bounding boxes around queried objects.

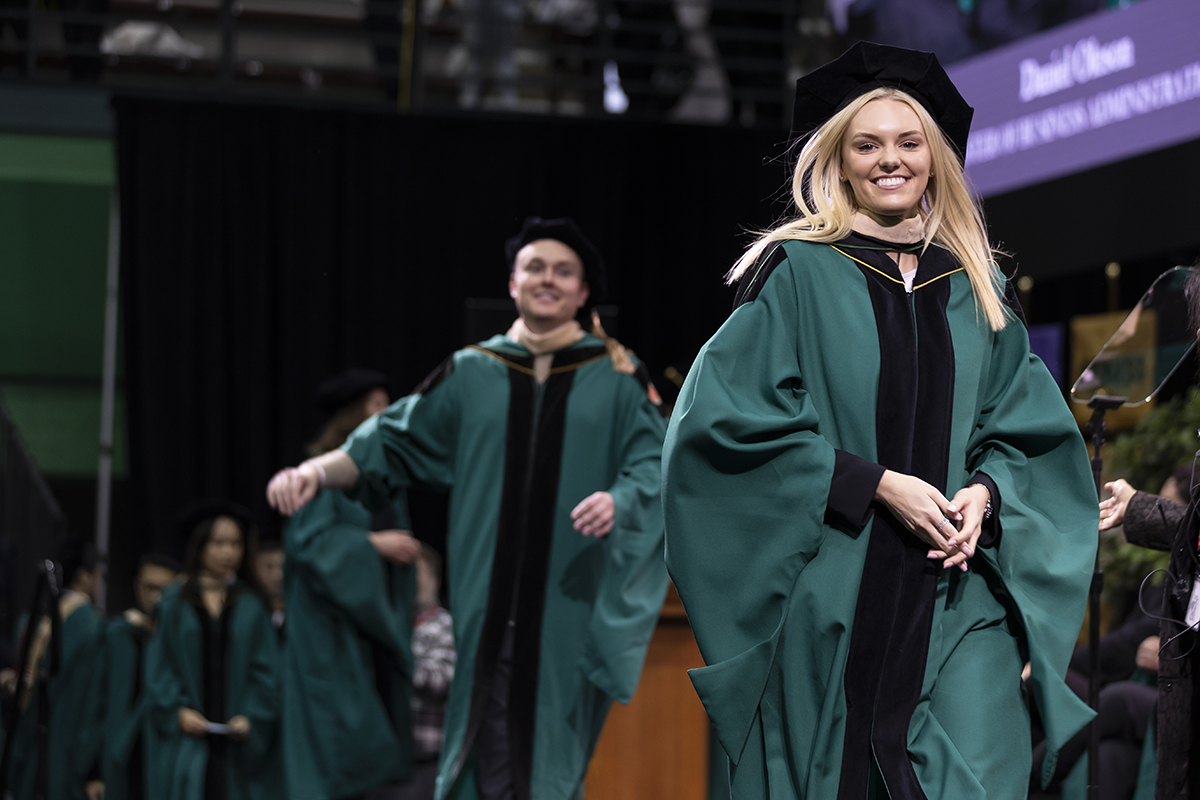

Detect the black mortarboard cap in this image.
[504,217,608,300]
[177,499,256,539]
[790,41,974,162]
[314,368,389,416]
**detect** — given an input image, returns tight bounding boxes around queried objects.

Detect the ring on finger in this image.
[936,518,948,532]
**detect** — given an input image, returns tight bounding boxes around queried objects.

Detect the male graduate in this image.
[100,553,180,800]
[254,540,286,634]
[8,539,108,800]
[269,217,669,800]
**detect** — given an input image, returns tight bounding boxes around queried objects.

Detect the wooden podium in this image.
[583,585,710,800]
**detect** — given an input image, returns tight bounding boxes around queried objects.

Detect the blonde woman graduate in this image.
[662,42,1099,800]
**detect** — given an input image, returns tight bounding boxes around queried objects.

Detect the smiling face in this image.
[509,239,590,333]
[840,97,932,224]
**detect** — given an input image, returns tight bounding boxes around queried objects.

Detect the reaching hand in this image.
[227,715,251,741]
[266,464,321,517]
[571,492,615,538]
[1099,479,1137,531]
[873,470,967,570]
[369,530,421,564]
[179,708,209,737]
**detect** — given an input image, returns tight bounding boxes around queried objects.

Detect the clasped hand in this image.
[873,471,990,571]
[179,708,251,740]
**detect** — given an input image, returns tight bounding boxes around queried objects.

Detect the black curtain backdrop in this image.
[114,95,790,565]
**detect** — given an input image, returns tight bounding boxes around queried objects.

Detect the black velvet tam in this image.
[504,216,608,300]
[314,368,389,416]
[790,41,974,162]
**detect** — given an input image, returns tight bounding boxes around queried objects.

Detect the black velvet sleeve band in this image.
[827,450,886,533]
[966,472,1001,548]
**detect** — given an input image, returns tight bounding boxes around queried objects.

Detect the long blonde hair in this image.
[728,87,1009,331]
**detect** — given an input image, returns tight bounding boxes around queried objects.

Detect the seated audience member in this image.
[1032,580,1164,799]
[397,544,455,800]
[8,538,108,800]
[145,502,283,800]
[101,553,181,800]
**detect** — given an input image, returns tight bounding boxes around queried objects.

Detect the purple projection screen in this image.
[947,0,1200,197]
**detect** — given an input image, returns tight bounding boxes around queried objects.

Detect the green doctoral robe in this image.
[101,615,156,800]
[283,489,416,800]
[145,581,282,800]
[342,332,669,800]
[7,596,107,800]
[662,235,1099,800]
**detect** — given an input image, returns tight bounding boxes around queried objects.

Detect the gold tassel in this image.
[591,310,635,375]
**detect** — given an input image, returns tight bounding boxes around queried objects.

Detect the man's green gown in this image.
[7,597,107,800]
[101,614,156,800]
[282,490,416,800]
[342,332,669,800]
[662,236,1099,800]
[145,582,282,800]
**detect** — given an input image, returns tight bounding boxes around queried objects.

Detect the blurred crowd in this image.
[0,371,456,800]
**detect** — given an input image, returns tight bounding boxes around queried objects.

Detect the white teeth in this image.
[875,177,907,187]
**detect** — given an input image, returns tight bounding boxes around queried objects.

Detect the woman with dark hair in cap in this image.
[145,502,282,800]
[281,369,420,800]
[662,42,1098,799]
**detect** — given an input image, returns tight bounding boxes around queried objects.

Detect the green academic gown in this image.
[283,489,416,800]
[101,615,156,800]
[662,236,1099,800]
[342,333,669,800]
[145,581,282,800]
[7,596,107,800]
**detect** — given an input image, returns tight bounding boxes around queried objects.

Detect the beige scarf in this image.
[852,212,926,287]
[851,211,926,245]
[506,318,585,383]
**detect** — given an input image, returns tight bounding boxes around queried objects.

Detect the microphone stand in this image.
[1084,395,1125,800]
[0,560,62,800]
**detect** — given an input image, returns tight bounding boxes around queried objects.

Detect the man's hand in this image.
[369,530,421,564]
[266,464,322,517]
[179,708,209,737]
[85,780,104,800]
[1099,479,1138,531]
[227,715,251,741]
[873,470,966,570]
[571,492,615,538]
[1136,635,1160,673]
